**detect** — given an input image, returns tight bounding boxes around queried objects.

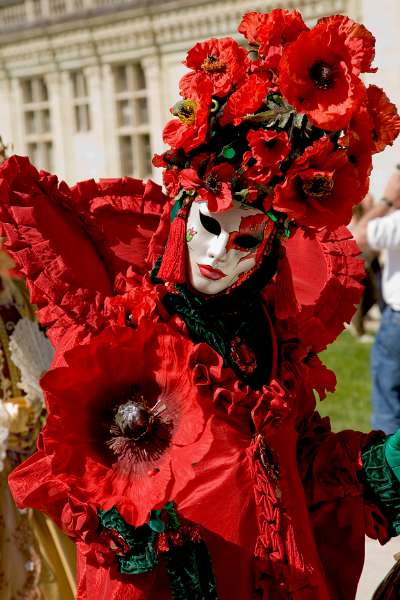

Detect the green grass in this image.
[316,330,373,432]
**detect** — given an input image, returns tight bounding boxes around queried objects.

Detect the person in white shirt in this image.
[355,169,400,433]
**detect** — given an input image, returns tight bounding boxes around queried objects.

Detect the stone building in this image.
[0,0,398,195]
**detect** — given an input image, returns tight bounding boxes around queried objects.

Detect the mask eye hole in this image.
[199,210,221,236]
[233,234,260,250]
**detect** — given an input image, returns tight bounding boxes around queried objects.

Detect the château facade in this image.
[0,0,398,195]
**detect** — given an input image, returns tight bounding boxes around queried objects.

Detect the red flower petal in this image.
[219,75,269,127]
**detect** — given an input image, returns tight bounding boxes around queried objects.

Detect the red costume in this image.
[1,8,400,600]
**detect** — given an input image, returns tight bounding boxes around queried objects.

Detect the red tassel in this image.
[274,247,300,320]
[147,201,171,267]
[158,207,187,283]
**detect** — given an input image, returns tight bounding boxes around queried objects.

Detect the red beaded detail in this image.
[230,336,257,374]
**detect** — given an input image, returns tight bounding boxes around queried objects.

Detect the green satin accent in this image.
[384,430,400,481]
[362,436,400,536]
[98,507,158,575]
[151,254,278,389]
[97,504,219,597]
[164,539,219,600]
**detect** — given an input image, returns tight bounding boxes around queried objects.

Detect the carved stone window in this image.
[20,76,53,171]
[71,71,91,132]
[113,63,151,178]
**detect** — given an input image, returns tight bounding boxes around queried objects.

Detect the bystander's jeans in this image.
[372,306,400,433]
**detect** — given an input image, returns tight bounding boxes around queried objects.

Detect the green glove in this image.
[385,430,400,482]
[362,434,400,536]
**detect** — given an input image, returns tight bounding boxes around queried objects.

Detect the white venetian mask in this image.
[186,199,269,295]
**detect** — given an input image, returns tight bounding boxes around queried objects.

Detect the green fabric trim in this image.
[164,539,219,600]
[362,436,400,536]
[151,254,278,389]
[98,507,158,575]
[97,504,219,597]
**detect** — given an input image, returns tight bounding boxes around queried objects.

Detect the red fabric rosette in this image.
[9,322,214,528]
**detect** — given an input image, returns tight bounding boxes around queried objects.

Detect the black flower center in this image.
[106,391,173,465]
[202,54,225,73]
[206,174,221,193]
[114,399,153,441]
[302,174,334,197]
[309,61,335,90]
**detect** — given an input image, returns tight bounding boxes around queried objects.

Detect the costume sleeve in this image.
[0,156,166,348]
[367,212,400,250]
[297,412,390,544]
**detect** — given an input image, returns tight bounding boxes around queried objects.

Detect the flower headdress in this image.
[154,9,400,286]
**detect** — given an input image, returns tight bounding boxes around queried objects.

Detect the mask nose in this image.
[207,232,229,261]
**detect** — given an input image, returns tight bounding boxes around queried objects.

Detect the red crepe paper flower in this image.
[240,130,289,185]
[180,38,250,98]
[239,9,308,71]
[366,85,400,153]
[180,162,235,212]
[247,129,290,168]
[163,75,212,153]
[318,15,376,75]
[279,16,373,130]
[219,75,269,127]
[341,105,373,196]
[38,323,213,526]
[272,138,361,230]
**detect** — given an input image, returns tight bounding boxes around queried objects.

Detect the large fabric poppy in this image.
[180,37,249,98]
[10,323,213,527]
[278,16,373,130]
[272,137,362,230]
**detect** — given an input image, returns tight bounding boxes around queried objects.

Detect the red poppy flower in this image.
[219,75,269,127]
[37,323,213,526]
[279,16,372,130]
[318,15,376,75]
[241,151,274,185]
[180,162,235,212]
[272,138,362,230]
[239,9,308,71]
[163,74,212,152]
[247,129,290,167]
[341,105,373,196]
[366,85,400,153]
[179,37,250,98]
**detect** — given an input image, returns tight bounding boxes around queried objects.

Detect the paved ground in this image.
[356,537,400,598]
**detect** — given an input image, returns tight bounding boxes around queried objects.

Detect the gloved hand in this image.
[362,432,400,536]
[384,430,400,481]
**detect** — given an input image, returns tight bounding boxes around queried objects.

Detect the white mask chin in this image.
[186,199,268,295]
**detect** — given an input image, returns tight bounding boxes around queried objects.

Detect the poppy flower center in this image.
[107,391,173,464]
[206,174,221,193]
[201,55,226,73]
[172,100,197,125]
[302,174,334,197]
[309,61,335,90]
[114,398,153,441]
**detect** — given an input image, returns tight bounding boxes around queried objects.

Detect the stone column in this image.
[9,76,25,155]
[100,63,120,177]
[84,64,107,178]
[0,70,14,151]
[141,53,164,182]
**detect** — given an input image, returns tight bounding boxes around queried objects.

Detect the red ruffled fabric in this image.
[0,156,165,346]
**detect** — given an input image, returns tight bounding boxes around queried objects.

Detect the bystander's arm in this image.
[354,169,400,250]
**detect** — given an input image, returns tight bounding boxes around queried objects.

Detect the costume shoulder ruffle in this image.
[283,226,364,352]
[0,156,166,346]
